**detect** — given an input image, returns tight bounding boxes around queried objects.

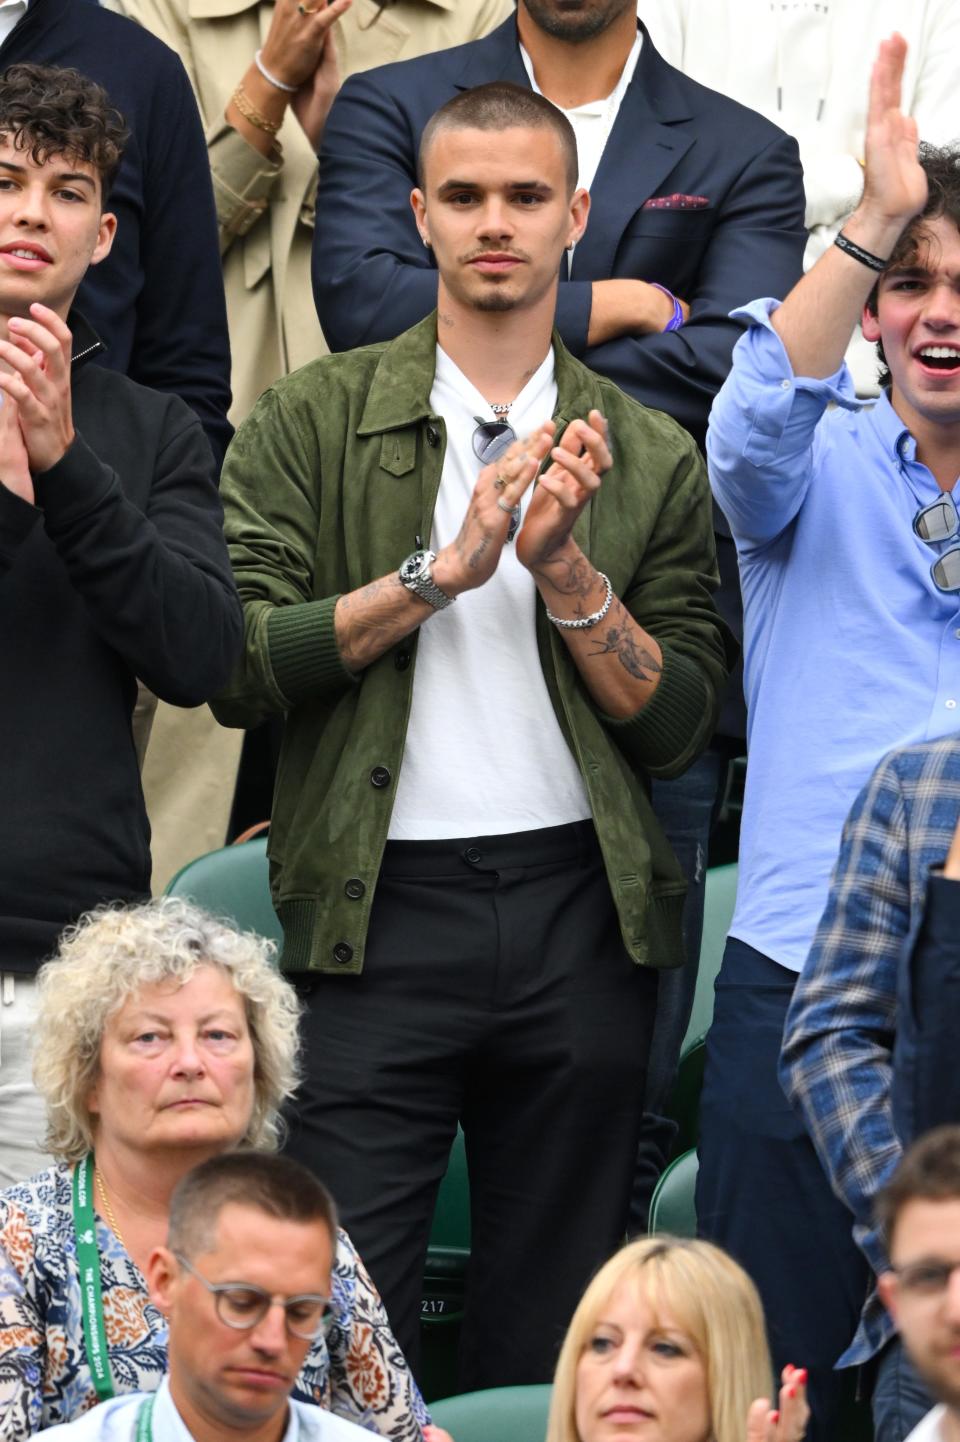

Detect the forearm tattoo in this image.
[590,622,662,682]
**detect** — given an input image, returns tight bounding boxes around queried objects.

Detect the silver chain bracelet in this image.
[545,572,614,630]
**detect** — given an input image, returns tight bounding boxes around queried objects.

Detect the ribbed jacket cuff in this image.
[602,644,711,773]
[267,596,358,703]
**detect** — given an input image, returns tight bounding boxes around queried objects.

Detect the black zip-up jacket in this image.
[0,316,243,972]
[0,0,233,465]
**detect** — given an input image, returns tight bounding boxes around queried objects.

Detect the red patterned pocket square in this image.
[642,193,710,210]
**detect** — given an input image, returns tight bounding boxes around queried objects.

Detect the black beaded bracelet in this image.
[834,230,889,273]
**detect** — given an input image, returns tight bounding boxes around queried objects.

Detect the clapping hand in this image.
[745,1365,809,1442]
[0,303,75,479]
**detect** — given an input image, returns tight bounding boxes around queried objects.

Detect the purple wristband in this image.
[649,282,685,332]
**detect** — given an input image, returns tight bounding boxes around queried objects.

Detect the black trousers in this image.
[284,821,658,1391]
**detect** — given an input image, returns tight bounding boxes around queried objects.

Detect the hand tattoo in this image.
[531,552,593,597]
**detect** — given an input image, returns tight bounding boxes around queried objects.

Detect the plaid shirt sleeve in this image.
[779,755,910,1284]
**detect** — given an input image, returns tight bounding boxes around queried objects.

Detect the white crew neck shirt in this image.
[387,345,592,841]
[519,31,643,196]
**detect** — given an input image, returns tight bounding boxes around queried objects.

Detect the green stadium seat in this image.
[429,1384,552,1442]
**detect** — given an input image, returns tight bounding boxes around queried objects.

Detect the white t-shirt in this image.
[905,1406,950,1442]
[388,346,592,841]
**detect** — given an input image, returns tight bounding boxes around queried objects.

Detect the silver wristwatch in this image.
[398,549,455,610]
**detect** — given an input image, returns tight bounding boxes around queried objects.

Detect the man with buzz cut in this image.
[213,81,733,1388]
[697,33,960,1441]
[312,0,807,1231]
[0,64,241,1185]
[35,1152,372,1442]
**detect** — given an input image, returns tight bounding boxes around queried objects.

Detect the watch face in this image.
[400,550,430,584]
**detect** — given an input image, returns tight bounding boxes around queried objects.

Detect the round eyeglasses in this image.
[175,1252,333,1339]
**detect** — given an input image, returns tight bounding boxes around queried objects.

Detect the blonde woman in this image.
[0,898,426,1442]
[543,1237,809,1442]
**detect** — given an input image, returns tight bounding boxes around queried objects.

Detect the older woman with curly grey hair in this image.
[0,897,427,1442]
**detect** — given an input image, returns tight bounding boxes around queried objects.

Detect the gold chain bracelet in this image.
[232,83,281,136]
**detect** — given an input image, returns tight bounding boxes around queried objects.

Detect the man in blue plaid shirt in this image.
[782,734,960,1442]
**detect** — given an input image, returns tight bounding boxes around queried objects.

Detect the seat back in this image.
[421,1128,470,1400]
[681,862,738,1057]
[429,1384,553,1442]
[164,839,281,945]
[648,1148,698,1238]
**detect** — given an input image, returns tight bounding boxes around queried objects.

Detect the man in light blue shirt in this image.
[697,34,960,1442]
[36,1154,372,1442]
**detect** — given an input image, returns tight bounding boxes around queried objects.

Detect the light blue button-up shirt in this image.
[33,1377,373,1441]
[709,297,960,972]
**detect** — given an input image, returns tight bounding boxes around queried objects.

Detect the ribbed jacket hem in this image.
[601,643,711,775]
[267,596,358,703]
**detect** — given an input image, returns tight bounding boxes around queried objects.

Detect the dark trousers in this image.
[631,746,728,1229]
[696,938,871,1442]
[284,821,658,1391]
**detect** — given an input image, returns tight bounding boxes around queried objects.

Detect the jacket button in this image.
[370,765,391,788]
[426,424,440,447]
[333,941,354,965]
[344,878,365,900]
[395,649,411,671]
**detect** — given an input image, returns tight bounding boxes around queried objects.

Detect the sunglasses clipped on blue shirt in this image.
[913,492,960,593]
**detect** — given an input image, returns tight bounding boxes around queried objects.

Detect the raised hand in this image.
[0,304,75,475]
[860,34,928,231]
[745,1365,809,1442]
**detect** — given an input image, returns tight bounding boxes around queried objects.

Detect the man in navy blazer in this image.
[311,0,807,1245]
[313,2,806,451]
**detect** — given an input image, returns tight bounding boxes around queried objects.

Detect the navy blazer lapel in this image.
[570,27,696,281]
[453,15,527,89]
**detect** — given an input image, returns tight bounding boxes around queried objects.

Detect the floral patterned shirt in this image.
[0,1165,427,1442]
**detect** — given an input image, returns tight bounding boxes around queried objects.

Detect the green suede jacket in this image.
[213,314,736,975]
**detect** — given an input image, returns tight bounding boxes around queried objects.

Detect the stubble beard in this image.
[521,0,634,44]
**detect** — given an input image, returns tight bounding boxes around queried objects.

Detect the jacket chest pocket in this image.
[380,431,418,478]
[615,209,714,294]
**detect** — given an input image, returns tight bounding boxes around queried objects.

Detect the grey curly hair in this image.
[33,896,301,1162]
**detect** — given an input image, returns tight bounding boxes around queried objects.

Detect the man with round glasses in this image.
[876,1128,960,1442]
[34,1152,369,1441]
[697,33,960,1442]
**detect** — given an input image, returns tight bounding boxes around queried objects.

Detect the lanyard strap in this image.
[134,1394,156,1442]
[72,1153,116,1403]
